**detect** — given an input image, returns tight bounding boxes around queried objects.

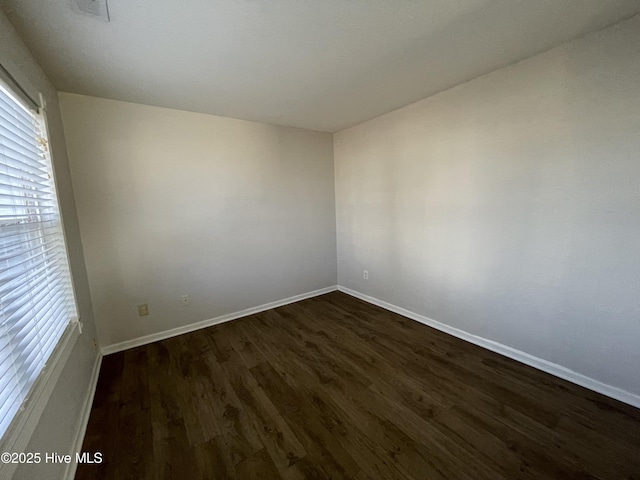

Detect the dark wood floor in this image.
[76,292,640,480]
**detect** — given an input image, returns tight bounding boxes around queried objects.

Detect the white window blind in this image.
[0,80,77,439]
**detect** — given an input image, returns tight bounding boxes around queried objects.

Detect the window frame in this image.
[0,72,82,473]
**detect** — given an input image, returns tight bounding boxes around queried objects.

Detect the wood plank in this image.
[218,348,308,478]
[198,354,263,465]
[250,361,361,480]
[234,448,282,480]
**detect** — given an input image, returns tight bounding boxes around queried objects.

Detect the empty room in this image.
[1,0,640,479]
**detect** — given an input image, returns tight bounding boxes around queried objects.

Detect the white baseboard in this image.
[64,352,103,480]
[101,286,338,355]
[337,286,640,410]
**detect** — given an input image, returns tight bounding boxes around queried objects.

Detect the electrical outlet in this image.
[181,295,190,306]
[92,338,99,350]
[138,303,149,316]
[363,270,369,280]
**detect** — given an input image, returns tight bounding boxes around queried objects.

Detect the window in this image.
[0,79,77,439]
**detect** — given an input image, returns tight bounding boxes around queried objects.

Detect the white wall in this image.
[0,10,100,480]
[335,15,640,399]
[59,94,337,349]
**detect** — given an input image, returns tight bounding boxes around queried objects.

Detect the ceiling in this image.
[1,1,639,132]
